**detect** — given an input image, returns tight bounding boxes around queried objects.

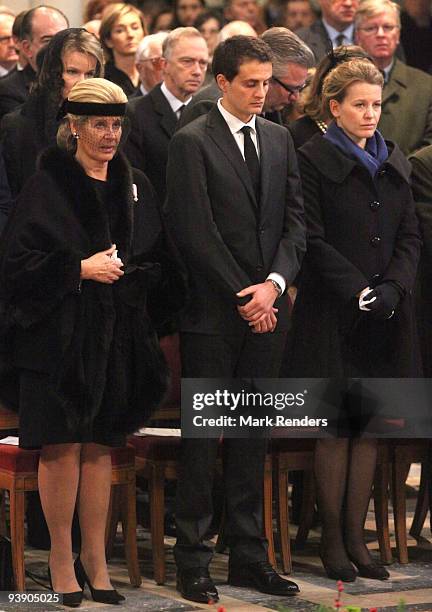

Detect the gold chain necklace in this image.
[315,120,327,134]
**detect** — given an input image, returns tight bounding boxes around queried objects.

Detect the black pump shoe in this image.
[47,567,83,608]
[74,557,125,604]
[347,555,390,581]
[319,552,357,582]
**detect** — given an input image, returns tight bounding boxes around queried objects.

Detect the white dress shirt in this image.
[216,98,286,294]
[161,81,192,119]
[322,19,355,47]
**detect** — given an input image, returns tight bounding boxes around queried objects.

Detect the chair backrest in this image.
[0,402,19,430]
[157,334,181,417]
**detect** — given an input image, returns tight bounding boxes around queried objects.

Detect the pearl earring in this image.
[73,132,80,140]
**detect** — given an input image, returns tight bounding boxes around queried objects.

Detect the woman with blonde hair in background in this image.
[1,27,104,198]
[100,3,147,96]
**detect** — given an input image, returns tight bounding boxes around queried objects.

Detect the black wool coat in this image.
[288,134,422,377]
[409,145,432,376]
[124,83,177,204]
[0,147,173,436]
[0,91,59,199]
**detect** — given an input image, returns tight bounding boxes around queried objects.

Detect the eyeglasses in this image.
[137,56,161,63]
[357,24,400,35]
[271,76,307,95]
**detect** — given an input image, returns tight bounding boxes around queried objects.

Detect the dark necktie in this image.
[240,126,260,202]
[177,104,186,120]
[335,33,345,47]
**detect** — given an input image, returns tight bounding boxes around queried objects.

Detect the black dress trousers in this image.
[174,329,286,570]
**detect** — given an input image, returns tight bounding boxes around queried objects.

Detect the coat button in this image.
[370,200,381,211]
[370,236,381,247]
[371,273,382,284]
[259,226,265,235]
[379,169,386,176]
[256,265,263,272]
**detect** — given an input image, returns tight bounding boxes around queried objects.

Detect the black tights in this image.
[314,438,378,567]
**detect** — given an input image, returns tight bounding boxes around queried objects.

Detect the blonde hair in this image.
[321,58,383,118]
[99,3,146,61]
[57,77,127,151]
[355,0,400,29]
[303,46,373,121]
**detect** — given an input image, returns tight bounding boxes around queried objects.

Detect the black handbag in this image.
[0,535,14,589]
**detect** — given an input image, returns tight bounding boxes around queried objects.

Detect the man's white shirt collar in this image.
[217,98,257,135]
[322,19,355,46]
[161,81,191,114]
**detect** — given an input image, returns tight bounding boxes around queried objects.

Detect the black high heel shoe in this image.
[347,554,390,580]
[47,567,83,608]
[319,549,357,582]
[74,556,125,604]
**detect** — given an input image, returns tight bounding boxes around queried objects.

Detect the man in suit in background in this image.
[132,31,168,98]
[355,0,432,155]
[224,0,262,33]
[297,0,359,62]
[124,27,208,203]
[165,35,306,604]
[179,26,314,127]
[0,10,18,78]
[0,6,69,120]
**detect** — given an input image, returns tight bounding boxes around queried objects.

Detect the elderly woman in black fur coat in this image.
[0,78,174,605]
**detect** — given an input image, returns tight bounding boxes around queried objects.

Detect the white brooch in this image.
[132,183,138,202]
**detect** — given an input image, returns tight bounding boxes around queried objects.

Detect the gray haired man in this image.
[133,31,168,97]
[180,26,315,126]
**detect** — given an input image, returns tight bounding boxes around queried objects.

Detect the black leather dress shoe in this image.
[228,560,300,596]
[177,567,219,603]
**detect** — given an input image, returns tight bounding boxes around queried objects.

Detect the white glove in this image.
[358,286,376,311]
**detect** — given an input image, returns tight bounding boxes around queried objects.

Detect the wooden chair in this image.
[391,439,431,563]
[0,403,140,590]
[271,438,316,574]
[409,459,431,541]
[128,434,180,585]
[373,440,393,564]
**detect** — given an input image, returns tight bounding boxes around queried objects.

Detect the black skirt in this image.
[18,369,126,449]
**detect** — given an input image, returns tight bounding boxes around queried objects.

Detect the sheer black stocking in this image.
[314,438,378,569]
[314,438,351,569]
[344,438,378,565]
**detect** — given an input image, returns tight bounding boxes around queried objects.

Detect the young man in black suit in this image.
[165,35,306,604]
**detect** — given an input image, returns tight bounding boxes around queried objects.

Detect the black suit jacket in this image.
[124,83,177,203]
[297,20,332,63]
[164,105,306,335]
[0,65,35,121]
[297,19,406,65]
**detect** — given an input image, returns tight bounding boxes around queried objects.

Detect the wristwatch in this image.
[268,279,282,297]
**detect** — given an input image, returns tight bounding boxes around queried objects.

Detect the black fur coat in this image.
[0,147,177,436]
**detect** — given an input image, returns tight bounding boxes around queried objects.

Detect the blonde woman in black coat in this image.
[288,59,421,581]
[0,79,170,606]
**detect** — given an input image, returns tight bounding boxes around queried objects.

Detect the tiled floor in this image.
[8,465,432,612]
